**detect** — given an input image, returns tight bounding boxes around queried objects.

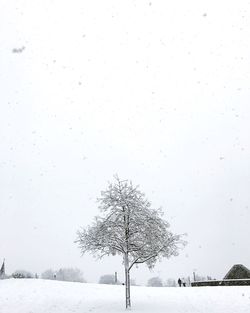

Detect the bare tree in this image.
[76,176,185,309]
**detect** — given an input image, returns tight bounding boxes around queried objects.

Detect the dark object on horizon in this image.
[0,259,5,278]
[183,282,186,287]
[224,264,250,280]
[178,278,182,287]
[12,46,25,53]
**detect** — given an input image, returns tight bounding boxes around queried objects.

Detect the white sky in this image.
[0,0,250,284]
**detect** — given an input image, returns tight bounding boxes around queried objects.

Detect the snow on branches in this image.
[76,175,186,308]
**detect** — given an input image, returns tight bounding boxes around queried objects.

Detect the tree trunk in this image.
[124,253,131,309]
[128,268,131,307]
[123,204,131,309]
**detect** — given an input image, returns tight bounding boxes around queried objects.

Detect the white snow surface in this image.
[0,279,250,313]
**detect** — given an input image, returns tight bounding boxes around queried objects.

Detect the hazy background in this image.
[0,0,250,285]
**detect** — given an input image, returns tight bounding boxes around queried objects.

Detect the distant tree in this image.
[194,274,213,282]
[57,268,85,282]
[12,270,33,278]
[76,176,185,309]
[147,276,163,287]
[99,274,120,285]
[41,269,55,280]
[41,268,85,282]
[195,274,207,282]
[165,278,177,287]
[130,278,137,286]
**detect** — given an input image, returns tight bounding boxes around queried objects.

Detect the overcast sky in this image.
[0,0,250,284]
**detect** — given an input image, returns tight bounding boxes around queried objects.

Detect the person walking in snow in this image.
[178,278,182,287]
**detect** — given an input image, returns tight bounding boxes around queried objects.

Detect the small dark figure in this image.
[178,278,182,287]
[183,282,186,287]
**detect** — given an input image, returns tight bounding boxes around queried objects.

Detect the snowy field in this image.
[0,279,250,313]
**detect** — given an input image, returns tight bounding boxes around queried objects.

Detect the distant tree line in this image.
[41,267,86,283]
[146,274,213,287]
[147,276,176,287]
[5,266,212,286]
[98,273,137,286]
[12,270,35,279]
[7,267,85,282]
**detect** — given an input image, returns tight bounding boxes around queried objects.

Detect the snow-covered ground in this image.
[0,279,250,313]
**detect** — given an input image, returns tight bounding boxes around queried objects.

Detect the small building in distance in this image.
[224,264,250,280]
[191,264,250,287]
